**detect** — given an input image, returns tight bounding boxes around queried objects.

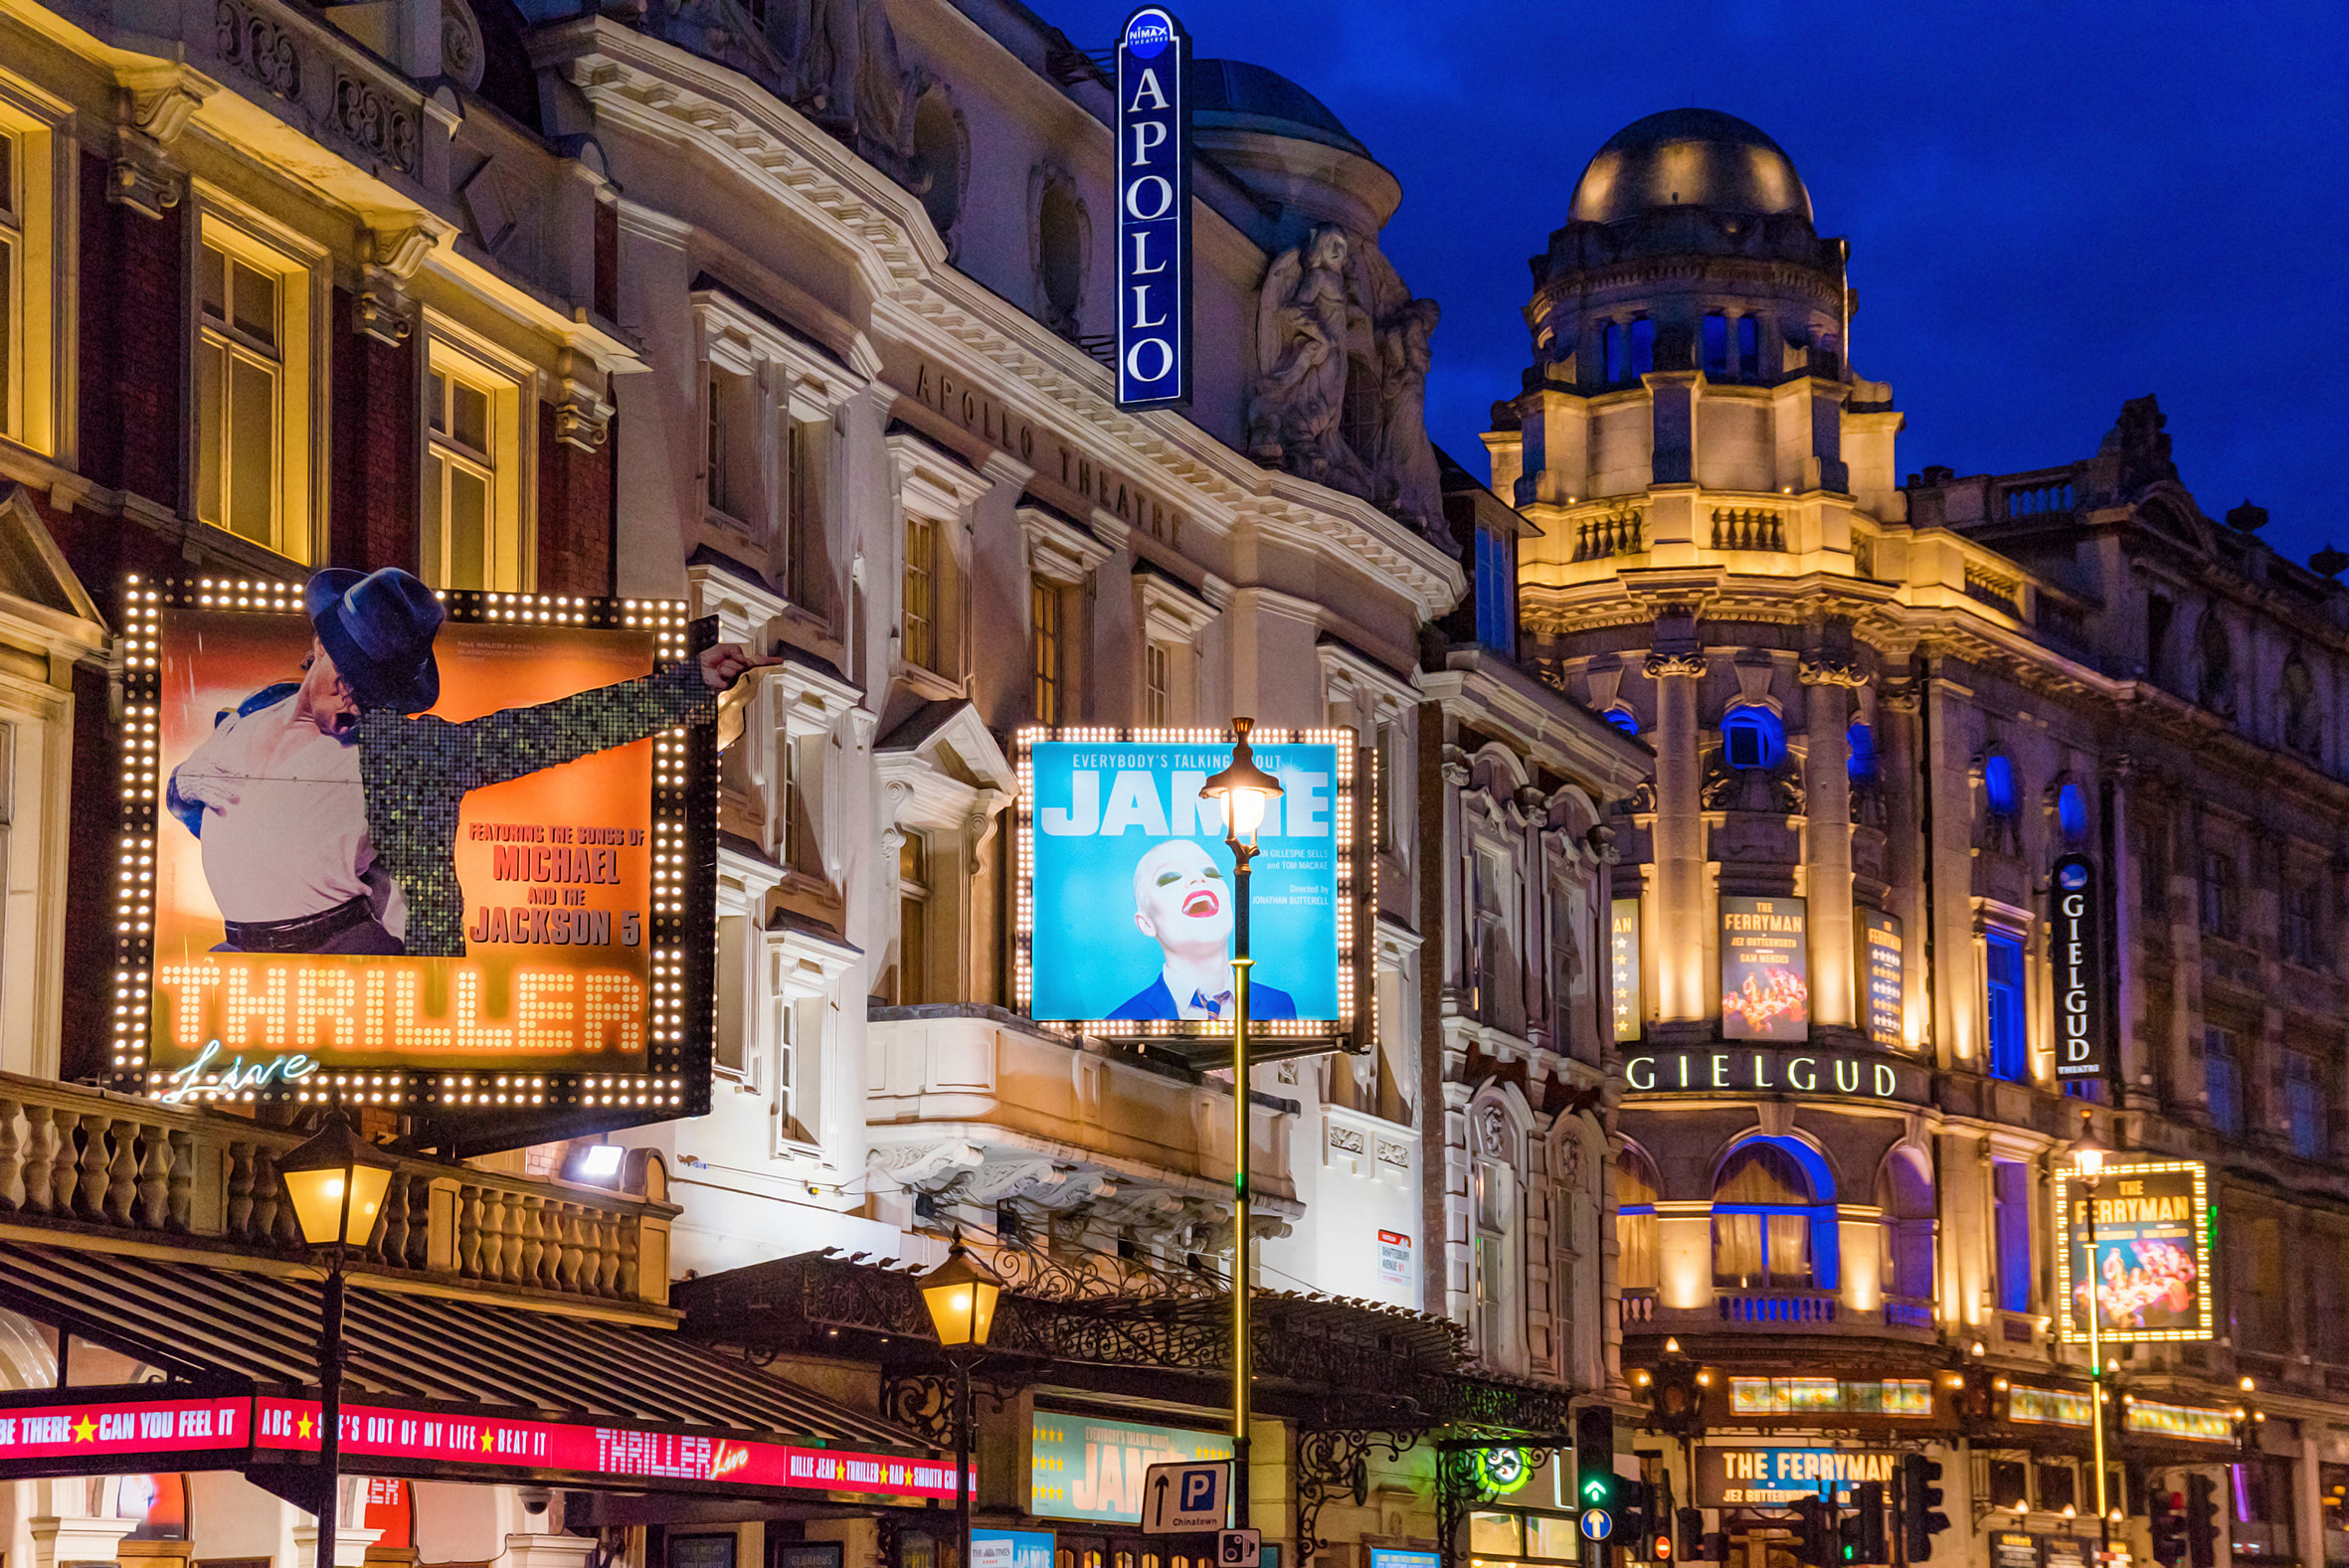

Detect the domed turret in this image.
[1567,108,1812,226]
[1188,57,1400,235]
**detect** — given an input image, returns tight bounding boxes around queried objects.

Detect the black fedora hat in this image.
[305,568,445,713]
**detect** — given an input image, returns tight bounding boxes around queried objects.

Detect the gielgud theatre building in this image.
[1489,107,2349,1568]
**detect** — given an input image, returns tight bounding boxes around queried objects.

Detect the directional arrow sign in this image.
[1581,1509,1615,1542]
[1143,1461,1232,1535]
[1583,1479,1612,1503]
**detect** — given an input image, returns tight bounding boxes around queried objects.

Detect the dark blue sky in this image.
[1056,0,2349,563]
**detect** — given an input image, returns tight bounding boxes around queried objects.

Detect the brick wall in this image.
[535,401,613,596]
[76,152,183,511]
[328,286,420,574]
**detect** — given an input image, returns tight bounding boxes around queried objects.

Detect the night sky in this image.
[1050,0,2349,565]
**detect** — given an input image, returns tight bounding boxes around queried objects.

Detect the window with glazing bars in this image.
[1031,577,1062,725]
[902,514,937,670]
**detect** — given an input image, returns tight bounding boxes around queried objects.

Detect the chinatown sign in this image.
[1619,1046,1927,1105]
[0,1385,959,1503]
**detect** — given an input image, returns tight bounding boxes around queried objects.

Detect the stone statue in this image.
[1376,297,1443,533]
[1247,226,1449,542]
[1248,225,1361,488]
[2104,393,2178,494]
[791,0,915,162]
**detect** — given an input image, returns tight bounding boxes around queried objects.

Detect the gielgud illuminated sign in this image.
[1619,1047,1927,1105]
[110,574,726,1132]
[2050,853,2109,1081]
[1114,6,1191,410]
[1013,728,1366,1048]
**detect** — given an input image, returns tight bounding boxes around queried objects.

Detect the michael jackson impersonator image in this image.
[165,567,776,957]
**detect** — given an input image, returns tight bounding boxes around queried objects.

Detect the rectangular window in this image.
[2206,1026,2244,1136]
[895,830,928,1004]
[423,364,493,591]
[2287,1049,2326,1160]
[1143,640,1171,726]
[2200,850,2236,937]
[1602,322,1628,383]
[1992,1157,2031,1311]
[1375,720,1396,852]
[1031,576,1063,725]
[714,913,748,1077]
[1474,527,1515,655]
[1703,312,1729,376]
[1629,318,1656,377]
[1712,1213,1810,1290]
[780,731,803,872]
[785,416,822,610]
[705,368,729,515]
[1736,315,1760,378]
[2242,1216,2285,1351]
[2285,878,2320,968]
[772,981,806,1139]
[902,515,937,671]
[1985,930,2028,1081]
[0,128,17,436]
[196,239,283,551]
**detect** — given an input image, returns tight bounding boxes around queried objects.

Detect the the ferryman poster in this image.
[1025,735,1340,1025]
[1720,895,1809,1041]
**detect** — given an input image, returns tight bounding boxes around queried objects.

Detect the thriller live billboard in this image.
[108,576,718,1141]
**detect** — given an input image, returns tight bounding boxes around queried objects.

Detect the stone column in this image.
[1647,647,1709,1021]
[1923,658,1979,1070]
[1879,679,1925,1051]
[1801,652,1863,1028]
[32,1514,138,1568]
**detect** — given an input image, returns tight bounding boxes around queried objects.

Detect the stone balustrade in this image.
[0,1073,674,1307]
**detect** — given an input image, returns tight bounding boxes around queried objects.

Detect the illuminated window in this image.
[1992,1156,2030,1310]
[714,913,748,1078]
[0,128,17,438]
[1616,1143,1660,1292]
[1985,929,2027,1081]
[0,95,62,457]
[2056,781,2088,842]
[1703,312,1729,375]
[896,830,929,1004]
[1474,526,1515,655]
[1983,753,2019,818]
[1720,705,1783,770]
[903,514,937,671]
[1711,1140,1816,1290]
[1629,318,1655,377]
[1604,706,1640,737]
[1847,721,1879,784]
[196,239,287,553]
[1031,575,1063,725]
[705,367,733,516]
[1602,321,1628,383]
[1144,640,1172,726]
[1737,315,1760,377]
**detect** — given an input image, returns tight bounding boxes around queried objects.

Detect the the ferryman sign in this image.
[1114,6,1191,409]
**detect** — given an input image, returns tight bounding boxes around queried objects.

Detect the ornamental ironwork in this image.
[333,72,418,174]
[1296,1425,1413,1568]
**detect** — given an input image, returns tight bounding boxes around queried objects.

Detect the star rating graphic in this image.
[481,1429,495,1452]
[296,1414,314,1440]
[70,1416,95,1442]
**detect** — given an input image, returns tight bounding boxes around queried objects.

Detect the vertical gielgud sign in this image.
[2051,853,2107,1082]
[1114,6,1190,410]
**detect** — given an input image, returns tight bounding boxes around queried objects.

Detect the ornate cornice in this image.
[1644,650,1708,680]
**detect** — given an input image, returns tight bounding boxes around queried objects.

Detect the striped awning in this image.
[0,1238,917,1451]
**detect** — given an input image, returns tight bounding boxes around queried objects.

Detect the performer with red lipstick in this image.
[1106,838,1298,1021]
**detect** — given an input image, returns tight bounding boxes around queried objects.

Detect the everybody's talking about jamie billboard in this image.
[1016,730,1361,1043]
[111,573,725,1137]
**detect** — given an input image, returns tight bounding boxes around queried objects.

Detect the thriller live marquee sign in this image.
[1619,1047,1928,1106]
[0,1386,961,1504]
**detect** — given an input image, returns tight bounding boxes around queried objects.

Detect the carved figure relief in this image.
[1246,225,1447,540]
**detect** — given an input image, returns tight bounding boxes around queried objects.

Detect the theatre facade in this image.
[1491,105,2349,1568]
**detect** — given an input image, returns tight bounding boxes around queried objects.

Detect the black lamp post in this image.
[1198,720,1283,1531]
[920,1236,1004,1568]
[277,1117,396,1568]
[2070,1117,2110,1560]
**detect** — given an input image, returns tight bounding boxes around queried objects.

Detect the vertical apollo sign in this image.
[2051,853,2107,1081]
[1116,7,1190,410]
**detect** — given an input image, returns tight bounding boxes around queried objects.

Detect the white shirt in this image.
[173,694,381,924]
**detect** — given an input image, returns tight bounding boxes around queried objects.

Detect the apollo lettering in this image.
[1115,6,1190,409]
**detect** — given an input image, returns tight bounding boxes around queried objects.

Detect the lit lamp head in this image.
[1199,719,1283,842]
[920,1236,1005,1350]
[276,1116,399,1250]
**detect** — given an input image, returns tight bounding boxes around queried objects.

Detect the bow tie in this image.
[1189,989,1234,1017]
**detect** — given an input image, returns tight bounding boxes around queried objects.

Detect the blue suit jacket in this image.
[1107,974,1300,1022]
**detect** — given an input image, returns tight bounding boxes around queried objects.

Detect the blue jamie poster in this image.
[1023,736,1344,1025]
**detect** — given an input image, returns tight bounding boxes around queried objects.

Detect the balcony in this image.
[0,1072,678,1309]
[1619,1286,1940,1342]
[865,1005,1299,1237]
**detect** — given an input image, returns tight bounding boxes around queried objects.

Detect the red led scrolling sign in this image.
[0,1386,961,1504]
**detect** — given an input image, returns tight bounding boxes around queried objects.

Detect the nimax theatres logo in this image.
[1122,10,1173,55]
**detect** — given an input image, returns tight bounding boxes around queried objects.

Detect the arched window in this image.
[1617,1143,1661,1292]
[1736,315,1760,377]
[1874,1150,1935,1303]
[911,87,968,250]
[1629,318,1656,377]
[1983,753,2018,817]
[1712,1138,1835,1290]
[1602,321,1628,384]
[1847,721,1879,784]
[2056,781,2088,843]
[1604,705,1641,737]
[1720,705,1784,770]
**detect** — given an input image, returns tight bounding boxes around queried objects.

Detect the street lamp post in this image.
[276,1117,397,1568]
[920,1236,1004,1568]
[1199,720,1283,1533]
[2073,1129,2109,1559]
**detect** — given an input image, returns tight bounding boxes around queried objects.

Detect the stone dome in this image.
[1566,108,1812,226]
[1190,59,1368,158]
